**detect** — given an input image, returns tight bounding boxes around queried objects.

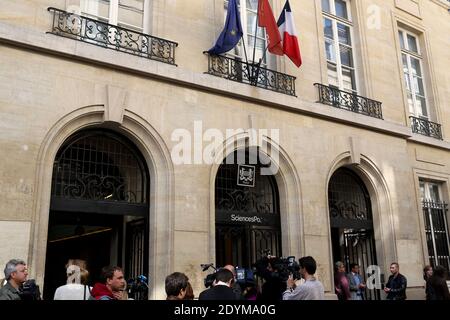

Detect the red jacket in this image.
[91,283,115,300]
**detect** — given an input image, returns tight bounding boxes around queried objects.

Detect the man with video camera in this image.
[0,258,35,300]
[253,254,289,302]
[282,256,324,300]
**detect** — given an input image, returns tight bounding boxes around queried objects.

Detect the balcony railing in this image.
[314,83,383,119]
[206,53,296,96]
[47,7,177,65]
[410,116,443,140]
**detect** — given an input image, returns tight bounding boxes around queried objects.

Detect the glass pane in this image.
[324,18,334,39]
[429,184,440,202]
[407,92,414,114]
[82,0,110,20]
[399,31,405,49]
[322,0,331,13]
[342,67,356,92]
[410,57,422,77]
[415,95,428,117]
[419,181,425,200]
[248,36,266,63]
[404,73,411,91]
[339,45,353,67]
[407,34,418,53]
[247,12,264,37]
[413,76,425,95]
[118,0,144,29]
[327,62,338,87]
[325,39,336,62]
[402,54,408,72]
[246,0,258,11]
[335,0,348,19]
[337,23,351,45]
[120,0,143,10]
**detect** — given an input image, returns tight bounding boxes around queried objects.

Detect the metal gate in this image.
[215,149,281,269]
[329,167,380,300]
[422,200,450,273]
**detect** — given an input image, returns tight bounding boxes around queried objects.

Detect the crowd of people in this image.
[0,257,449,300]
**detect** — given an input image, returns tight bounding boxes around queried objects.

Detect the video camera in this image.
[235,266,255,287]
[19,279,41,300]
[201,263,255,289]
[252,249,301,282]
[127,274,149,300]
[200,263,217,288]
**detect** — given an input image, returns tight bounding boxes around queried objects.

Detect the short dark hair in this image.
[215,268,234,283]
[299,256,317,275]
[390,262,399,268]
[165,272,189,297]
[350,263,359,270]
[100,266,123,284]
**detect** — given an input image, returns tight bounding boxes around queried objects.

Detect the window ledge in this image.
[408,134,450,151]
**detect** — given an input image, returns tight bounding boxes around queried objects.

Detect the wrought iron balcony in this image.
[205,53,296,96]
[410,116,443,140]
[47,7,177,65]
[314,83,383,119]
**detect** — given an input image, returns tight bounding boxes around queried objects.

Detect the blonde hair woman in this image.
[54,259,92,300]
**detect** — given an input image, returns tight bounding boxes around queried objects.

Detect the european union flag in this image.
[208,0,243,55]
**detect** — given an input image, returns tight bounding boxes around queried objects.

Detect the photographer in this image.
[254,256,287,302]
[282,256,324,300]
[0,259,28,300]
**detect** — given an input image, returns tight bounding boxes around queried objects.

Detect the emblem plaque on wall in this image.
[237,164,256,187]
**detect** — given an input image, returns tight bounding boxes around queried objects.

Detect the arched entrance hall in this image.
[43,129,149,299]
[328,167,381,300]
[215,148,282,268]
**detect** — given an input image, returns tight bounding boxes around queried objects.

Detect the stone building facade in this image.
[0,0,449,299]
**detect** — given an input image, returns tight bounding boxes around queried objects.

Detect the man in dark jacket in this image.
[198,268,237,300]
[0,259,28,300]
[384,262,407,300]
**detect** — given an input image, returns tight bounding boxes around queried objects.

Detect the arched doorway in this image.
[43,129,149,299]
[328,167,380,300]
[215,148,281,269]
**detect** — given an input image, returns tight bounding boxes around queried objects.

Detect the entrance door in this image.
[44,129,150,299]
[329,167,380,300]
[215,149,281,269]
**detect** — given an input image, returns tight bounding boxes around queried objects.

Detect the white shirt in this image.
[54,284,92,300]
[283,278,325,300]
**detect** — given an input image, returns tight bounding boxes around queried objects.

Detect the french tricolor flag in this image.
[277,0,302,68]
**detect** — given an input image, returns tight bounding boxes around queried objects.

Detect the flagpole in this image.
[251,1,261,85]
[253,43,270,87]
[241,39,253,83]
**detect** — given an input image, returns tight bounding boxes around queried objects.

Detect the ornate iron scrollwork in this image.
[206,53,296,96]
[410,116,443,140]
[314,83,383,119]
[218,189,272,214]
[47,7,177,65]
[63,174,137,202]
[329,200,368,221]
